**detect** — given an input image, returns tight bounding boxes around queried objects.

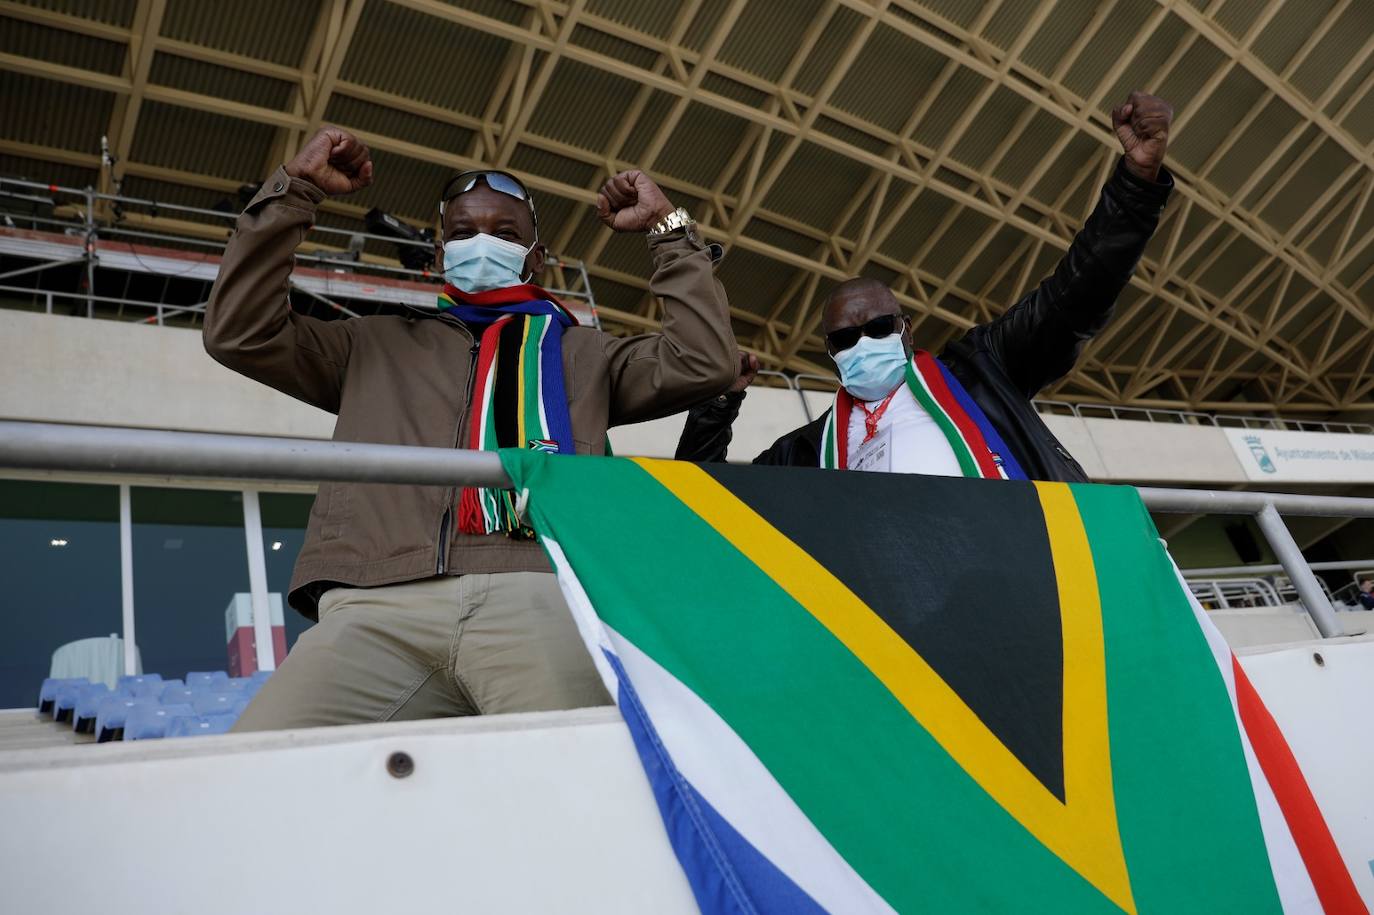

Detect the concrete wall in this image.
[0,310,1366,487]
[0,310,335,439]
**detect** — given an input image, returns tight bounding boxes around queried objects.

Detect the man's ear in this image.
[433,239,444,274]
[901,314,915,355]
[525,242,547,280]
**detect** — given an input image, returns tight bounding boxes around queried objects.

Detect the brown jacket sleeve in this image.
[203,166,356,414]
[601,230,737,426]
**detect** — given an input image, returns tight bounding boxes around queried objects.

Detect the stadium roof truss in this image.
[3,0,1374,414]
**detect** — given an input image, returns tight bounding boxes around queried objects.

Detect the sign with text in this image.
[1224,428,1374,482]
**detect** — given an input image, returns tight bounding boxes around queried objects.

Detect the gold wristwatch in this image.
[647,206,695,238]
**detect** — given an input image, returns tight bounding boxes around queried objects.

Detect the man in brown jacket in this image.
[205,127,736,730]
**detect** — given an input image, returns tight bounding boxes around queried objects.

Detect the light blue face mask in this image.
[443,233,533,292]
[833,333,909,401]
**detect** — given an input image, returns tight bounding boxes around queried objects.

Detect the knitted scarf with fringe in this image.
[438,283,578,536]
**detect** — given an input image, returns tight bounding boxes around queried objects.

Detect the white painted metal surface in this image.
[0,708,697,914]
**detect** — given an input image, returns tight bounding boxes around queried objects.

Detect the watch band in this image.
[647,206,695,237]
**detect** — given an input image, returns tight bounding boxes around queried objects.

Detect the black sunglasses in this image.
[439,170,538,231]
[825,313,907,354]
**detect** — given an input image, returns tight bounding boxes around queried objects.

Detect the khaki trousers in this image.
[233,572,611,732]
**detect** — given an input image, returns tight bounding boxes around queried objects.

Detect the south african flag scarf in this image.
[438,283,578,536]
[819,349,1028,480]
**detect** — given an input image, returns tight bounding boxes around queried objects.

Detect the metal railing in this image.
[1186,578,1285,609]
[1035,399,1374,435]
[1,420,1368,641]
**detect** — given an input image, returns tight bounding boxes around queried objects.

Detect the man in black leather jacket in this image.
[676,91,1174,482]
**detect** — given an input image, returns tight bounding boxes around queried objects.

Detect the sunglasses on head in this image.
[439,170,538,229]
[825,313,907,354]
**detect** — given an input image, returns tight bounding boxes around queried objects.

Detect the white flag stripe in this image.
[545,537,891,912]
[604,628,896,915]
[542,537,621,696]
[1169,558,1321,914]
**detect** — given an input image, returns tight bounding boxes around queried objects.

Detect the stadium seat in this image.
[124,702,195,741]
[166,715,235,738]
[250,670,273,684]
[159,683,196,706]
[123,678,167,699]
[185,671,229,691]
[37,677,88,717]
[192,692,240,717]
[72,683,113,733]
[95,695,142,742]
[117,673,162,691]
[52,682,88,723]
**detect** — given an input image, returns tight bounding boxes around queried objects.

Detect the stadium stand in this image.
[28,669,270,744]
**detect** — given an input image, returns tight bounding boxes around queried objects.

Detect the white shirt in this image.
[845,384,962,476]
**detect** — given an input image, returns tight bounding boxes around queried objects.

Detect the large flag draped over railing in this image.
[501,451,1367,915]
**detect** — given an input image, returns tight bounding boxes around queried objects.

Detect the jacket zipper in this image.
[436,336,481,575]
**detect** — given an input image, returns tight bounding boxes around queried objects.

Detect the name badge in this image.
[851,425,892,473]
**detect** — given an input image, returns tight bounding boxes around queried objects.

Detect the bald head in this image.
[822,277,901,336]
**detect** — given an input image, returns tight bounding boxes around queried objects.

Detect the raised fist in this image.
[730,352,760,393]
[284,127,374,197]
[596,169,674,233]
[1111,91,1173,183]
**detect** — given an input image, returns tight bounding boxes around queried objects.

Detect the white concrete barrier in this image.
[1,640,1370,912]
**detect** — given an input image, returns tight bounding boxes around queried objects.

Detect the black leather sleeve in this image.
[674,390,745,462]
[953,157,1173,398]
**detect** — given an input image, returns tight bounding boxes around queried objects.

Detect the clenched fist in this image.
[285,127,374,197]
[1112,91,1172,183]
[596,170,675,233]
[730,352,760,393]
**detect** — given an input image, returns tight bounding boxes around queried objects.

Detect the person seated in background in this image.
[1358,579,1374,610]
[676,92,1174,482]
[204,126,736,731]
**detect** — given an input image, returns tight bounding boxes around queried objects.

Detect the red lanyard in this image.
[856,388,899,443]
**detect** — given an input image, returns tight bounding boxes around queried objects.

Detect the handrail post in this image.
[241,491,276,672]
[1254,503,1342,638]
[83,186,97,318]
[119,484,137,677]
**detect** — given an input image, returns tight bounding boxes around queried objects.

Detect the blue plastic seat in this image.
[124,702,195,740]
[123,679,165,699]
[230,696,251,718]
[52,682,90,723]
[192,692,240,717]
[185,671,229,691]
[95,695,142,742]
[167,715,235,738]
[37,677,88,717]
[159,683,196,706]
[250,670,273,684]
[72,683,113,733]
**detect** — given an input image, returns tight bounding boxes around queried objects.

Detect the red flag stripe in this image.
[1232,656,1367,915]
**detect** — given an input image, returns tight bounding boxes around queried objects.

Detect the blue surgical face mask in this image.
[443,233,533,292]
[832,333,908,401]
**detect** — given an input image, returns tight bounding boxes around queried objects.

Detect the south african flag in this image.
[501,451,1367,914]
